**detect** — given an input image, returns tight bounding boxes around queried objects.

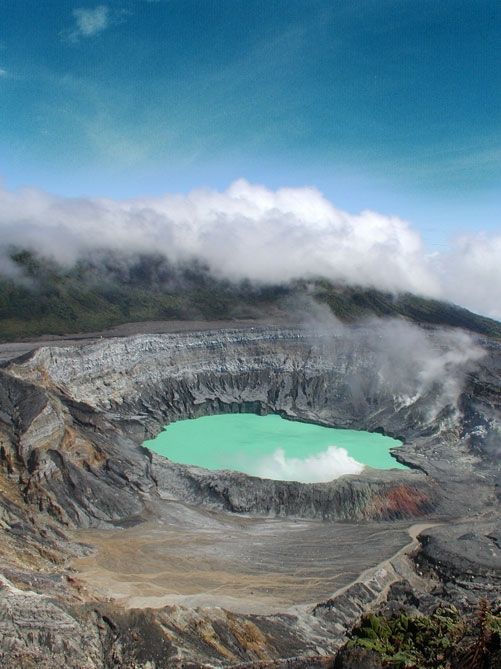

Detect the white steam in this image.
[251,446,364,482]
[0,179,499,318]
[368,318,485,415]
[294,297,485,423]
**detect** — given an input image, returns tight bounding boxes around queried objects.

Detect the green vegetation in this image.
[0,249,500,341]
[0,250,287,340]
[311,281,501,338]
[345,601,501,668]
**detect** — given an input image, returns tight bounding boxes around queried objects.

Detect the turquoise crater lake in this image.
[144,414,406,483]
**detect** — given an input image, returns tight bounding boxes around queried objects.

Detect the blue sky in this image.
[0,0,499,248]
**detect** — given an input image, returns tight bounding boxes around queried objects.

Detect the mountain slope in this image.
[0,250,499,341]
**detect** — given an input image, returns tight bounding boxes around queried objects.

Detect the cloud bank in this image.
[439,235,501,321]
[0,179,499,318]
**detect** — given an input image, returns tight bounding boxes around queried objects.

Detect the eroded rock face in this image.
[0,323,499,668]
[3,325,498,524]
[416,520,501,605]
[0,572,340,669]
[8,326,483,438]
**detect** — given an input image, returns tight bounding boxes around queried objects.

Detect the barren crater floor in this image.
[71,501,413,614]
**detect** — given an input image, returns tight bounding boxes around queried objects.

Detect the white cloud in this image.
[68,5,110,40]
[0,68,7,77]
[0,179,498,319]
[440,234,501,320]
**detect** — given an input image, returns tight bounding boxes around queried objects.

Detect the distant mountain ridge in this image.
[0,249,499,341]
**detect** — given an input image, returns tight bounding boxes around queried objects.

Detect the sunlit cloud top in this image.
[0,180,499,319]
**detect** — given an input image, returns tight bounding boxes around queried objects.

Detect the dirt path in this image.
[317,521,441,606]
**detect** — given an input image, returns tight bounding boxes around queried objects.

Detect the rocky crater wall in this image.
[1,324,499,528]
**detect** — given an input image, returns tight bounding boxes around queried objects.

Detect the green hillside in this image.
[0,250,499,341]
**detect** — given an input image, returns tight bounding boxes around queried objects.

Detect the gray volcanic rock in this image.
[415,519,501,606]
[0,574,340,669]
[0,321,499,667]
[420,520,501,576]
[4,324,499,524]
[152,457,437,520]
[334,647,383,669]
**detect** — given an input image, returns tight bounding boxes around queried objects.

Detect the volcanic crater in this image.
[0,320,499,668]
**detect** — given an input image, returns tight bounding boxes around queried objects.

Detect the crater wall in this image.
[2,324,498,528]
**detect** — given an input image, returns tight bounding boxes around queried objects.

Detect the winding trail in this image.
[319,520,441,605]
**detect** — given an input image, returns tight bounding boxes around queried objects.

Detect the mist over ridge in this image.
[0,179,499,320]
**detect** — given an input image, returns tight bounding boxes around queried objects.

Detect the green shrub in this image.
[346,601,500,668]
